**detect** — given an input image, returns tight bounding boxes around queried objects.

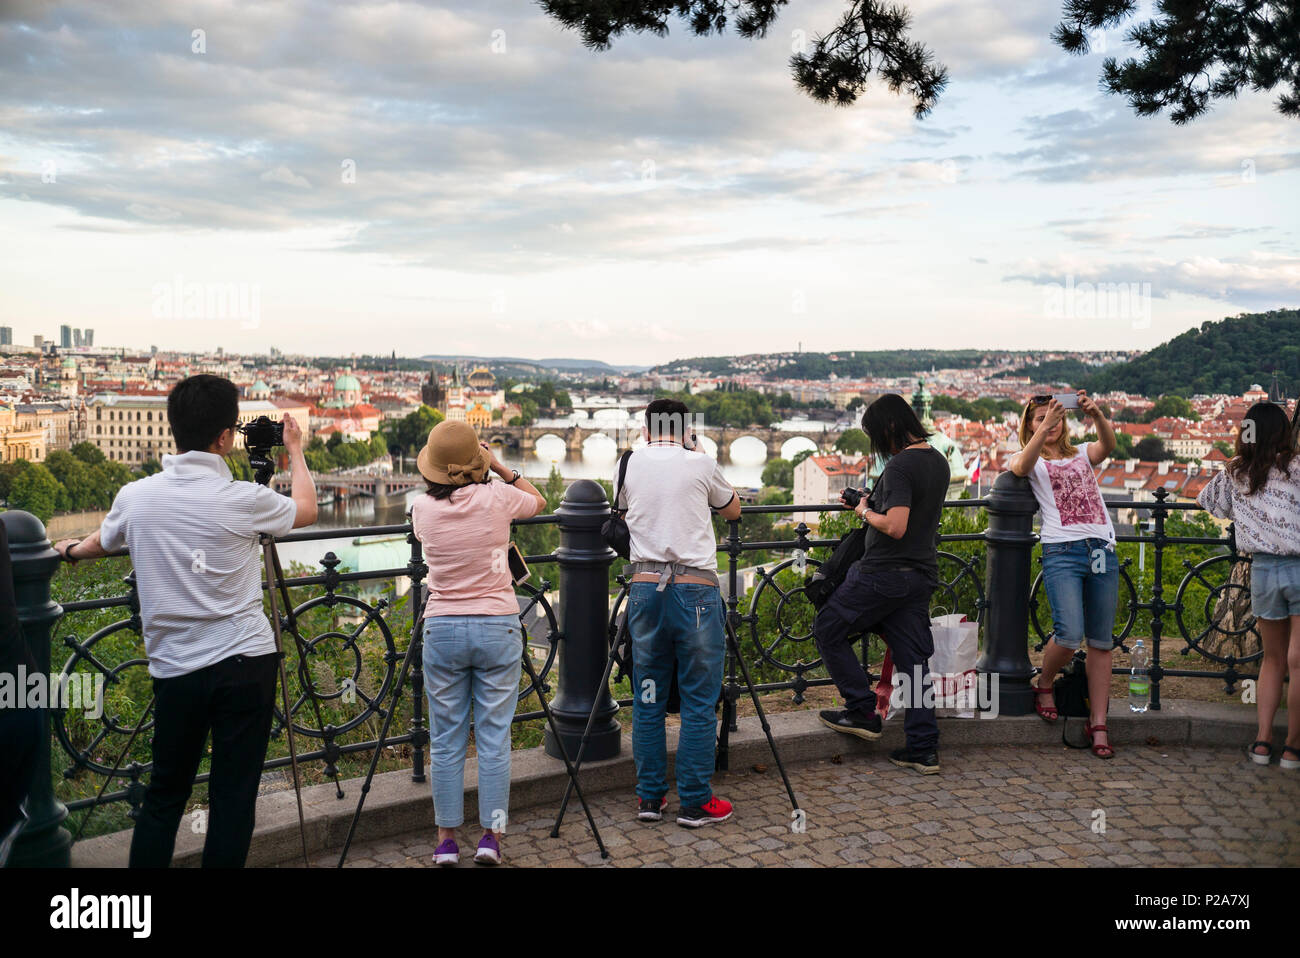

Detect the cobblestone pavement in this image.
[324,745,1300,868]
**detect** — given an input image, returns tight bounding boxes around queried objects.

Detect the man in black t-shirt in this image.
[813,395,950,774]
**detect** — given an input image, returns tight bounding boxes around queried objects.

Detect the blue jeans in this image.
[1041,538,1119,650]
[422,614,522,830]
[628,582,725,808]
[1250,553,1300,619]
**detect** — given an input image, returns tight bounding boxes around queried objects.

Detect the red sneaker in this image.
[676,795,733,828]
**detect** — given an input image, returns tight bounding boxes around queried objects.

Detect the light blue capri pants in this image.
[422,614,522,830]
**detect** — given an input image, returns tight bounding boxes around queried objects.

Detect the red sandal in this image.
[1085,722,1114,759]
[1031,680,1058,722]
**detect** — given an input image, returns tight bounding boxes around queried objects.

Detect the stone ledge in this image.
[70,700,1283,867]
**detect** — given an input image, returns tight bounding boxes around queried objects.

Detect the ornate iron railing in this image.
[21,483,1260,830]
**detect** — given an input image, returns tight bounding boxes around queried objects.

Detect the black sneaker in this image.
[818,708,882,741]
[889,746,940,775]
[676,795,733,828]
[637,796,668,822]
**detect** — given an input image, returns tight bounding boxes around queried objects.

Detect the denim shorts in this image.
[1250,554,1300,620]
[1041,538,1119,650]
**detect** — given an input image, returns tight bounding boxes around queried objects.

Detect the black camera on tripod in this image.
[239,415,284,485]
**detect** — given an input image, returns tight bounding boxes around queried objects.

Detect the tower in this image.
[910,378,934,427]
[421,362,447,409]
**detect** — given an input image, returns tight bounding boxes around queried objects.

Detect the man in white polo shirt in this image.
[620,398,741,828]
[55,374,318,867]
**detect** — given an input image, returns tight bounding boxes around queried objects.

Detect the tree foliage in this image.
[9,461,61,521]
[541,0,946,114]
[931,395,1022,421]
[1144,394,1198,422]
[1053,0,1300,122]
[834,427,870,454]
[1134,436,1170,460]
[1082,310,1300,396]
[762,456,795,488]
[542,0,1297,120]
[381,405,446,456]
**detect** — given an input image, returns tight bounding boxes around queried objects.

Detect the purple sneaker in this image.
[433,838,459,867]
[474,833,502,866]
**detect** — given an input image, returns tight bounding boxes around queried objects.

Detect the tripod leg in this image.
[71,695,155,845]
[263,541,310,868]
[520,644,609,859]
[550,634,623,838]
[336,622,423,868]
[268,540,344,800]
[724,616,801,814]
[275,652,311,867]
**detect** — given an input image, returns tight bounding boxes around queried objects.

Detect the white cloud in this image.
[259,165,312,189]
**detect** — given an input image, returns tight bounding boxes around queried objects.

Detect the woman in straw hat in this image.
[411,420,546,866]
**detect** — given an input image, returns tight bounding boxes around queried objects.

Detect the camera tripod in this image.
[336,578,608,866]
[251,439,348,865]
[551,581,801,837]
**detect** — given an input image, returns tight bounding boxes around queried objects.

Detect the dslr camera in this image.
[240,415,284,453]
[239,415,284,485]
[840,484,877,512]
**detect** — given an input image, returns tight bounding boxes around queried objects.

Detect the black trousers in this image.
[128,651,278,868]
[813,563,939,753]
[0,706,41,846]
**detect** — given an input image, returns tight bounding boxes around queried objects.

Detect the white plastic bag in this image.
[928,613,979,718]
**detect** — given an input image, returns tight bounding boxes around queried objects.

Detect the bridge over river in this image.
[271,473,426,503]
[484,423,843,458]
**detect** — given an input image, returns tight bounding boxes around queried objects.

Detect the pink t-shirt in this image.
[411,480,540,617]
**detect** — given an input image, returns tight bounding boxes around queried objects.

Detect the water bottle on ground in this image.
[1129,639,1150,713]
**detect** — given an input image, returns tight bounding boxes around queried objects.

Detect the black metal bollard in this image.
[543,480,621,761]
[2,510,72,867]
[977,472,1039,717]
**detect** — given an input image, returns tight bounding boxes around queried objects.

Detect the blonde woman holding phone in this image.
[1009,391,1119,759]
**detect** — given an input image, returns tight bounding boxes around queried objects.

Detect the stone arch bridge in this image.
[484,424,843,458]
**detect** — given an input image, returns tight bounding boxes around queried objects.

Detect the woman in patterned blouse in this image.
[1198,402,1300,769]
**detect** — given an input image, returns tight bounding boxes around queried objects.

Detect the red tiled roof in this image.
[808,455,866,478]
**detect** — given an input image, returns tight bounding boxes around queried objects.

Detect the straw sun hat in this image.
[416,420,491,486]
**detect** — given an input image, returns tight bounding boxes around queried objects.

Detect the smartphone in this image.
[1053,393,1079,409]
[507,542,530,585]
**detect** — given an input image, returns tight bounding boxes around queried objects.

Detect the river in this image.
[275,419,839,569]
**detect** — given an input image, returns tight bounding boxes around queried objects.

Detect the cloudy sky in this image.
[1,0,1297,365]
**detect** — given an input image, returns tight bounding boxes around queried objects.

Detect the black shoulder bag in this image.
[1053,650,1092,748]
[804,524,867,609]
[602,449,633,559]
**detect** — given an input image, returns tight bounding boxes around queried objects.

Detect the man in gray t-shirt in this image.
[622,399,741,828]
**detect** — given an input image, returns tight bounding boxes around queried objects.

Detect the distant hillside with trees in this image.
[654,350,992,379]
[1081,310,1300,397]
[993,358,1115,386]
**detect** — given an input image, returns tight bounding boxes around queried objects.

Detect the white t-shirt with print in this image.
[1027,448,1115,544]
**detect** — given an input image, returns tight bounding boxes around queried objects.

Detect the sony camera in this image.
[239,415,284,485]
[240,415,284,453]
